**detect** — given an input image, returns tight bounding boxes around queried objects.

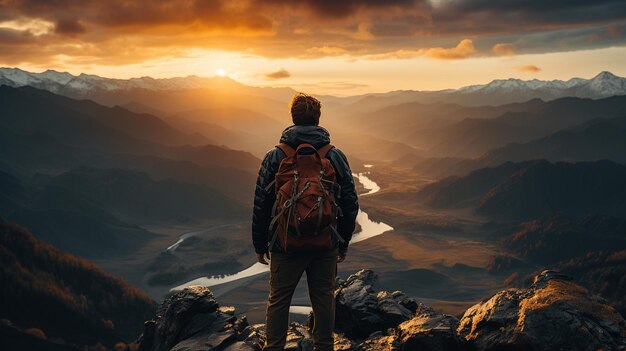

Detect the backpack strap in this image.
[263,144,295,193]
[317,144,335,158]
[276,143,296,158]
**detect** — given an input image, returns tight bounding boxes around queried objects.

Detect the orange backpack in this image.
[267,143,345,253]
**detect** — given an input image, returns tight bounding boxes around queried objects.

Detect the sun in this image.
[216,68,226,77]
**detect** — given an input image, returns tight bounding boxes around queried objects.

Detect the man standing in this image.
[252,93,359,351]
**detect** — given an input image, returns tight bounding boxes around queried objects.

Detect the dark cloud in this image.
[0,0,275,30]
[440,0,625,16]
[0,0,624,65]
[266,0,423,18]
[0,28,36,47]
[474,22,626,56]
[433,0,626,33]
[265,68,291,80]
[54,18,85,35]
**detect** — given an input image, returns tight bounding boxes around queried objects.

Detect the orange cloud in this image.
[492,43,515,56]
[305,46,348,57]
[366,39,477,60]
[517,65,541,73]
[0,0,624,68]
[424,39,476,60]
[265,68,291,80]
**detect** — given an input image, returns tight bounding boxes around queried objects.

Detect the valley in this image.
[2,0,626,348]
[83,162,507,325]
[160,164,508,324]
[2,67,626,349]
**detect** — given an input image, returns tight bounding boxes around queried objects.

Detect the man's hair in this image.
[290,93,321,126]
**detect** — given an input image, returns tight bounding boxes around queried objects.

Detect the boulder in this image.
[392,305,462,351]
[138,287,353,351]
[354,331,395,351]
[355,305,461,351]
[138,286,256,351]
[138,270,626,351]
[458,270,626,351]
[334,269,418,339]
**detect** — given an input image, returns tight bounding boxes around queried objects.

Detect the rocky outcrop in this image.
[334,269,418,339]
[138,286,255,351]
[394,305,461,351]
[355,305,461,351]
[137,286,352,351]
[138,270,626,351]
[458,270,626,351]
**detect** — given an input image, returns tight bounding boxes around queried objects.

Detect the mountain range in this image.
[417,159,626,220]
[0,84,257,260]
[2,64,626,351]
[325,71,626,109]
[0,67,294,98]
[2,68,624,106]
[0,85,258,197]
[3,67,626,160]
[411,112,626,178]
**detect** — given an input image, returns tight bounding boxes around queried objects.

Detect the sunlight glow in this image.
[216,68,226,77]
[0,18,54,36]
[14,47,626,96]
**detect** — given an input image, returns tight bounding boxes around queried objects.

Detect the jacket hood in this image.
[279,125,331,149]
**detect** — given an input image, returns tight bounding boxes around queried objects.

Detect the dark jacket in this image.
[252,125,359,255]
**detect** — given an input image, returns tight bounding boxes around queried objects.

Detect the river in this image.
[170,165,394,315]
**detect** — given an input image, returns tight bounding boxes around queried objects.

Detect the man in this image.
[252,93,359,351]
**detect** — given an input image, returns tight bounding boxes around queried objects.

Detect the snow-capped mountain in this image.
[455,71,626,100]
[1,67,625,106]
[0,68,76,93]
[0,67,241,94]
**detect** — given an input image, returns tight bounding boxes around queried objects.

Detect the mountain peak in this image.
[39,69,75,84]
[42,69,69,74]
[78,72,103,79]
[592,71,618,80]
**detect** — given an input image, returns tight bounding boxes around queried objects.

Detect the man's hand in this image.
[257,252,271,265]
[337,253,346,263]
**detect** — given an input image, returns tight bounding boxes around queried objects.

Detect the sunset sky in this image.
[1,0,625,95]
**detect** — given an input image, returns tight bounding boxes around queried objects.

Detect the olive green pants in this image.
[263,249,338,351]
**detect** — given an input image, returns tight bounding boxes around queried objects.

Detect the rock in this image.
[389,290,419,312]
[138,270,626,351]
[243,321,354,351]
[376,291,414,327]
[354,332,396,351]
[458,270,626,351]
[355,305,461,351]
[335,269,418,339]
[239,323,265,348]
[170,331,236,351]
[139,286,218,351]
[223,341,258,351]
[280,323,309,351]
[333,333,357,351]
[138,286,257,351]
[392,305,462,351]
